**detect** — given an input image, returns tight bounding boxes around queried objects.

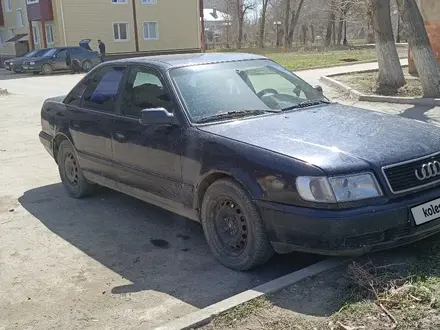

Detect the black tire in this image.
[201,178,274,271]
[57,140,94,198]
[42,64,53,75]
[82,60,93,72]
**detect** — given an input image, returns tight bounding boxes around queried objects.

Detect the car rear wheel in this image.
[42,64,53,75]
[82,60,93,72]
[57,140,94,198]
[201,178,274,271]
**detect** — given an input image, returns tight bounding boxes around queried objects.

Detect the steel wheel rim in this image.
[64,151,79,186]
[84,62,91,71]
[43,65,51,73]
[213,197,248,255]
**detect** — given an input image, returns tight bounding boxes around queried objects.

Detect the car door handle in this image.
[115,132,126,142]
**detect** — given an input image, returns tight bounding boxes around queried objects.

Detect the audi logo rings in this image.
[415,161,440,181]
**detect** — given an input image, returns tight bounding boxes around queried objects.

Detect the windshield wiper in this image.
[196,109,278,124]
[281,99,331,111]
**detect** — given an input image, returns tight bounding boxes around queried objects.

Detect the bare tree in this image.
[283,0,290,46]
[371,0,406,94]
[287,0,306,46]
[396,0,440,97]
[258,0,271,48]
[237,0,255,49]
[325,0,336,46]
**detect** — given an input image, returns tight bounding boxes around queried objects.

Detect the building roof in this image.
[203,8,231,22]
[112,52,267,68]
[5,34,28,43]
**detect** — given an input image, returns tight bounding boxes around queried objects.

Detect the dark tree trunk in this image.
[371,0,406,93]
[396,0,440,97]
[337,17,344,45]
[287,0,306,46]
[284,0,290,47]
[343,20,348,46]
[258,0,269,48]
[325,12,335,46]
[310,24,315,43]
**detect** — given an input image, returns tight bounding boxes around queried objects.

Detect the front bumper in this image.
[23,65,41,72]
[257,187,440,256]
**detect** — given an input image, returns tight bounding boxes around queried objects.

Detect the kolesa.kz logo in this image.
[422,203,440,217]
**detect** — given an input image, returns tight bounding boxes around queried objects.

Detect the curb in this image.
[320,70,440,106]
[154,257,348,330]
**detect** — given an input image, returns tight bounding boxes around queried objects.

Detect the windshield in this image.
[24,50,38,58]
[170,59,328,123]
[42,48,57,57]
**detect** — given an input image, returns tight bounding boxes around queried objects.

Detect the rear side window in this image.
[70,47,83,55]
[82,66,126,112]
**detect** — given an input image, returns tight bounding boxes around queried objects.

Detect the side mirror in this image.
[139,108,178,126]
[314,85,323,94]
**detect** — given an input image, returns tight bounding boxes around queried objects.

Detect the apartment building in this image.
[0,0,30,58]
[1,0,201,62]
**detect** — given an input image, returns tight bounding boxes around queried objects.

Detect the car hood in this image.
[197,103,440,174]
[6,56,25,64]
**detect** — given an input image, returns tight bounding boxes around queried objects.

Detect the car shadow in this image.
[18,183,323,309]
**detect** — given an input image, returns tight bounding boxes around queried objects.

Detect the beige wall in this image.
[419,0,440,22]
[136,0,200,51]
[51,0,200,54]
[55,0,137,53]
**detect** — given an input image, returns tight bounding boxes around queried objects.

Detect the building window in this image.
[46,24,54,44]
[17,9,24,27]
[33,26,40,44]
[111,0,127,3]
[141,0,157,4]
[113,23,129,41]
[26,0,40,4]
[143,22,158,40]
[6,0,12,12]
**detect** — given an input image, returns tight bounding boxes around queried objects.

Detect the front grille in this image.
[383,153,440,193]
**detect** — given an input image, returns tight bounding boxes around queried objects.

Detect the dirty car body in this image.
[4,49,48,73]
[23,46,101,74]
[39,53,440,270]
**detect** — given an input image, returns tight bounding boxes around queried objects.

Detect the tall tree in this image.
[396,0,440,97]
[325,0,336,46]
[287,0,306,46]
[283,0,290,47]
[237,1,255,49]
[258,0,270,48]
[371,0,406,94]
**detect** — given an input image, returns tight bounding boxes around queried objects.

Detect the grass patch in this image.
[334,68,423,97]
[210,46,408,71]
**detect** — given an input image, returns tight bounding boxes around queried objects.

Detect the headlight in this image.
[296,173,382,203]
[29,61,35,65]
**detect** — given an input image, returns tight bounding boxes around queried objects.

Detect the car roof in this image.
[111,52,268,69]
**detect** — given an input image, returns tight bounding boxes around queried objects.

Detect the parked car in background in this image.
[39,53,440,271]
[23,47,102,75]
[4,49,49,73]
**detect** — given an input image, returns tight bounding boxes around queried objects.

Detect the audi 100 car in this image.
[4,49,49,73]
[39,53,440,271]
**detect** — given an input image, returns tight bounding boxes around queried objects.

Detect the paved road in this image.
[0,72,322,330]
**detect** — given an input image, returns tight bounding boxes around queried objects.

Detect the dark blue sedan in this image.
[39,53,440,270]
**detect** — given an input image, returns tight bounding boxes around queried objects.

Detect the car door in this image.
[111,65,184,206]
[51,48,69,71]
[65,65,127,180]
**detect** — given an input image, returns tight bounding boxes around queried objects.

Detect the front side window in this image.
[82,66,126,112]
[170,60,327,123]
[120,67,172,118]
[56,49,67,59]
[113,23,129,41]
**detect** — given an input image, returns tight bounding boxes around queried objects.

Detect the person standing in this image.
[98,39,106,62]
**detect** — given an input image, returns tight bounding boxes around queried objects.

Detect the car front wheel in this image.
[42,64,53,75]
[201,178,274,271]
[57,140,94,198]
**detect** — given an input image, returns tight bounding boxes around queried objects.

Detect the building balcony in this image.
[26,0,54,21]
